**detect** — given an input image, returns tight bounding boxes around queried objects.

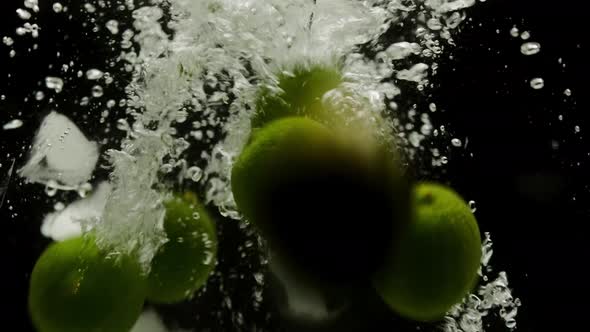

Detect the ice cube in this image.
[41,182,111,241]
[19,111,99,189]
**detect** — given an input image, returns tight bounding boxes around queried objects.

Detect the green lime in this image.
[147,192,218,304]
[28,236,146,332]
[232,117,409,283]
[373,182,482,322]
[252,64,342,128]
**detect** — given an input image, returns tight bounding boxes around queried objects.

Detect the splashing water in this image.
[11,0,522,330]
[443,233,522,332]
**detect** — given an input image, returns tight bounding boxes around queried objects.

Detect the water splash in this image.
[443,233,521,332]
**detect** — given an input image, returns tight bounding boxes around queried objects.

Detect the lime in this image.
[147,192,218,304]
[28,236,146,332]
[373,182,482,322]
[252,64,342,128]
[232,117,409,283]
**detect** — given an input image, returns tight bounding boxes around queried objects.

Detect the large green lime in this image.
[252,64,342,128]
[232,117,409,283]
[147,192,218,304]
[28,236,146,332]
[373,182,482,322]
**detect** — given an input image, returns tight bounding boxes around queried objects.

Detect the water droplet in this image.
[520,42,540,55]
[86,69,104,80]
[529,78,544,90]
[451,138,462,147]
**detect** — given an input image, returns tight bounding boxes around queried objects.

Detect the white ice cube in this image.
[41,182,111,241]
[19,111,99,189]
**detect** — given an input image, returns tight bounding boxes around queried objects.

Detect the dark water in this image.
[1,0,588,331]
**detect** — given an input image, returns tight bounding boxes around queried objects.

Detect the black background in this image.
[1,0,589,331]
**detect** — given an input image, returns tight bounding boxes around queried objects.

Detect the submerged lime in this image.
[373,182,482,322]
[232,117,409,282]
[252,64,343,128]
[147,192,218,304]
[28,236,146,332]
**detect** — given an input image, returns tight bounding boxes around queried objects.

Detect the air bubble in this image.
[3,119,23,130]
[77,183,92,198]
[54,202,65,211]
[45,180,58,197]
[16,9,32,20]
[451,138,462,147]
[45,76,64,92]
[91,85,104,97]
[520,42,540,55]
[529,78,544,90]
[52,3,63,13]
[86,69,104,80]
[186,166,203,182]
[106,20,119,34]
[160,164,173,173]
[429,102,437,112]
[469,200,477,213]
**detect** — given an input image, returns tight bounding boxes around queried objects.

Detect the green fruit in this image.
[373,182,482,322]
[28,236,146,332]
[232,117,409,283]
[147,192,218,304]
[252,64,342,128]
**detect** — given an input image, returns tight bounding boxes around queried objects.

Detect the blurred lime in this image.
[252,64,342,128]
[28,236,146,332]
[232,117,409,283]
[373,182,482,322]
[147,192,217,304]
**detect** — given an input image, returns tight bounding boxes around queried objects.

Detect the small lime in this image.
[147,192,218,303]
[28,236,146,332]
[252,64,342,128]
[373,182,482,322]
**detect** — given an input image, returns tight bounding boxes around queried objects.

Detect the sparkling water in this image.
[1,1,530,331]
